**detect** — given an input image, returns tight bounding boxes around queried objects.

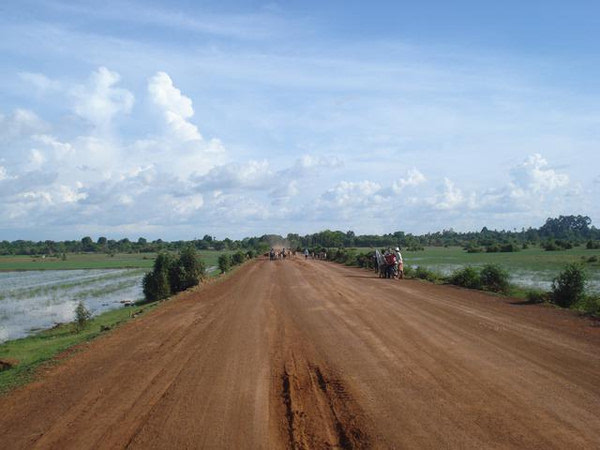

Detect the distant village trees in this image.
[1,215,599,257]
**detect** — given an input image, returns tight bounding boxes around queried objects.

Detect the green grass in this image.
[349,245,600,293]
[0,253,157,271]
[0,301,159,394]
[353,245,600,275]
[401,245,600,272]
[0,250,235,272]
[196,250,235,272]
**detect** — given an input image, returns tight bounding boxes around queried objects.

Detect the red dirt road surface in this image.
[1,257,600,449]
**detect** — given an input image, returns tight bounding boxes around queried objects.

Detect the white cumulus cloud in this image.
[321,180,383,207]
[391,168,426,194]
[510,153,569,195]
[72,67,134,130]
[194,160,272,190]
[148,72,202,141]
[429,178,466,211]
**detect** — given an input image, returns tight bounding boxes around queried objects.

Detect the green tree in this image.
[177,246,206,289]
[81,236,95,252]
[480,264,510,293]
[218,254,231,274]
[143,253,173,301]
[552,263,587,308]
[448,266,482,290]
[74,301,92,332]
[213,241,226,251]
[231,251,246,266]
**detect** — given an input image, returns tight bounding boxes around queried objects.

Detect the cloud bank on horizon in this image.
[0,0,598,240]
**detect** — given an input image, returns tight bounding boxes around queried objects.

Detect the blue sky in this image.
[0,0,599,240]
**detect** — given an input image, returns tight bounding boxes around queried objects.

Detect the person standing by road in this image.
[395,247,404,279]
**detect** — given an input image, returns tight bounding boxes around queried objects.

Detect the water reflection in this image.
[0,269,144,343]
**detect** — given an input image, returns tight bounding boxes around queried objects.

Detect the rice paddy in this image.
[0,269,144,343]
[402,246,600,293]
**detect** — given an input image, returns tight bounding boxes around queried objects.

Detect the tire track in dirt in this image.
[267,259,372,449]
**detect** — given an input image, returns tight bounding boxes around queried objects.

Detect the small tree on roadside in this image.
[143,253,173,301]
[448,266,481,289]
[143,249,207,302]
[231,251,246,266]
[480,264,510,293]
[552,263,587,308]
[178,246,206,288]
[218,254,231,274]
[74,301,92,333]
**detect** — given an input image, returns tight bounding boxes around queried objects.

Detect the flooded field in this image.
[412,262,599,292]
[0,269,144,343]
[406,249,600,294]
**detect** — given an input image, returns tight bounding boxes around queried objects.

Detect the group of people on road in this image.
[269,248,295,260]
[269,245,404,281]
[302,249,326,260]
[375,247,404,279]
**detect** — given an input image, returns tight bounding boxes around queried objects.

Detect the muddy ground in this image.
[1,257,599,449]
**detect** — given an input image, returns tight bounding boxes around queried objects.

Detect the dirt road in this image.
[1,257,600,449]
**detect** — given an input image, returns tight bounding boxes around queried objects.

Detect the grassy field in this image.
[0,253,156,271]
[0,300,159,394]
[353,245,600,292]
[404,246,600,272]
[0,250,233,272]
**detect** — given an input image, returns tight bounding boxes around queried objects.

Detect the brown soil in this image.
[0,359,18,371]
[1,257,599,449]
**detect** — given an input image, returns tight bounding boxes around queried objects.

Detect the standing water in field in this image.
[409,261,600,293]
[0,269,144,343]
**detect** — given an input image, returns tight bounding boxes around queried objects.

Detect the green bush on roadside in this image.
[231,251,246,266]
[448,266,482,290]
[525,289,550,304]
[355,251,375,269]
[448,264,509,293]
[551,263,587,308]
[218,254,231,274]
[402,264,415,277]
[574,295,600,317]
[414,266,440,282]
[480,264,510,293]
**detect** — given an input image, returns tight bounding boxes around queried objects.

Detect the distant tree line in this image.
[288,215,600,252]
[2,215,599,256]
[0,234,273,256]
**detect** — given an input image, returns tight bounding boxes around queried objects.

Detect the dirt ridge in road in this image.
[278,357,370,449]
